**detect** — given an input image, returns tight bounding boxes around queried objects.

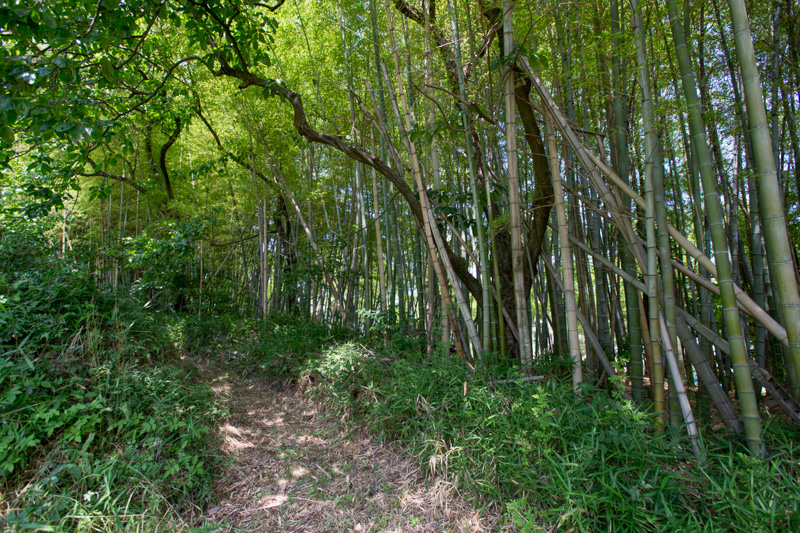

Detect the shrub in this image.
[0,223,226,531]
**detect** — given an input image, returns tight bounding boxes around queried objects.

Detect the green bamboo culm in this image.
[611,0,644,405]
[446,0,492,356]
[726,0,800,400]
[630,0,664,427]
[664,0,764,456]
[503,0,533,367]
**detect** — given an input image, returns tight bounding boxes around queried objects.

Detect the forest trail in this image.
[194,360,498,532]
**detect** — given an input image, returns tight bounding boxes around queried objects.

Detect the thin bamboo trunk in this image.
[546,113,583,390]
[503,0,533,366]
[446,0,491,355]
[634,0,679,426]
[370,127,389,346]
[273,164,347,323]
[382,2,480,357]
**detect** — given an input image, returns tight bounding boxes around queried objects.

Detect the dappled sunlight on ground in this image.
[191,358,500,532]
[221,423,257,452]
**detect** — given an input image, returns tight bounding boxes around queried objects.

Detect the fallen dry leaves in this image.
[193,360,503,532]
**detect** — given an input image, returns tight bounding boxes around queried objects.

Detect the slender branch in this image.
[208,53,485,304]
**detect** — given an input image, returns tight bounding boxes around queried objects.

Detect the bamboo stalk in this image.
[272,163,347,322]
[382,2,481,357]
[546,113,583,390]
[541,254,629,400]
[727,0,800,400]
[370,126,389,346]
[665,0,763,455]
[446,0,491,354]
[503,0,533,366]
[659,312,704,459]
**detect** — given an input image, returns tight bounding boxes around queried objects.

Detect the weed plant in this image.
[0,223,226,531]
[290,337,800,532]
[209,313,355,382]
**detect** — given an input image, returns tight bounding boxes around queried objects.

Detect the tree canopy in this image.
[4,0,800,458]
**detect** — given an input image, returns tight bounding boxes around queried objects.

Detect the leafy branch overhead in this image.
[2,0,800,470]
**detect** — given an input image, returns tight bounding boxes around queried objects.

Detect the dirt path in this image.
[197,364,500,532]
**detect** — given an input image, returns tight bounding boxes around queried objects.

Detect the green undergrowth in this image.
[0,225,226,531]
[182,311,356,384]
[237,320,800,532]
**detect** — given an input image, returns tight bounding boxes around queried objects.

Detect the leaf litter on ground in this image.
[193,356,502,532]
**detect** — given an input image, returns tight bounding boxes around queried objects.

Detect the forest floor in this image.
[191,357,501,532]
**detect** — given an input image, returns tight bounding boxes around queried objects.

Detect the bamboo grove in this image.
[3,0,800,457]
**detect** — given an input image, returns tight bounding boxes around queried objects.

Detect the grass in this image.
[5,220,797,532]
[231,322,800,532]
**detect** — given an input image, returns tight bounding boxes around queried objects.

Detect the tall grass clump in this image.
[0,222,226,531]
[301,341,800,532]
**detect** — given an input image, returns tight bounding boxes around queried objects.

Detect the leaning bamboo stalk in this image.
[516,42,785,353]
[659,312,704,459]
[675,316,743,434]
[382,2,481,357]
[541,254,629,400]
[518,57,644,272]
[680,306,800,427]
[677,307,731,355]
[562,229,648,294]
[546,113,583,390]
[581,147,789,347]
[671,261,751,315]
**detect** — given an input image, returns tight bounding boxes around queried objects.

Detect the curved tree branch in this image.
[76,157,148,194]
[159,117,182,202]
[210,55,484,302]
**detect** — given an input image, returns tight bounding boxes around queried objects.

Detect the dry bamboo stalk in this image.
[582,148,789,347]
[382,2,481,357]
[546,113,583,389]
[659,313,704,459]
[562,228,648,293]
[517,51,785,354]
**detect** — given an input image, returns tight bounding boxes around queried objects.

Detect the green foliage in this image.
[245,316,354,381]
[0,224,226,530]
[295,340,800,532]
[177,312,355,383]
[125,213,218,311]
[1,357,225,529]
